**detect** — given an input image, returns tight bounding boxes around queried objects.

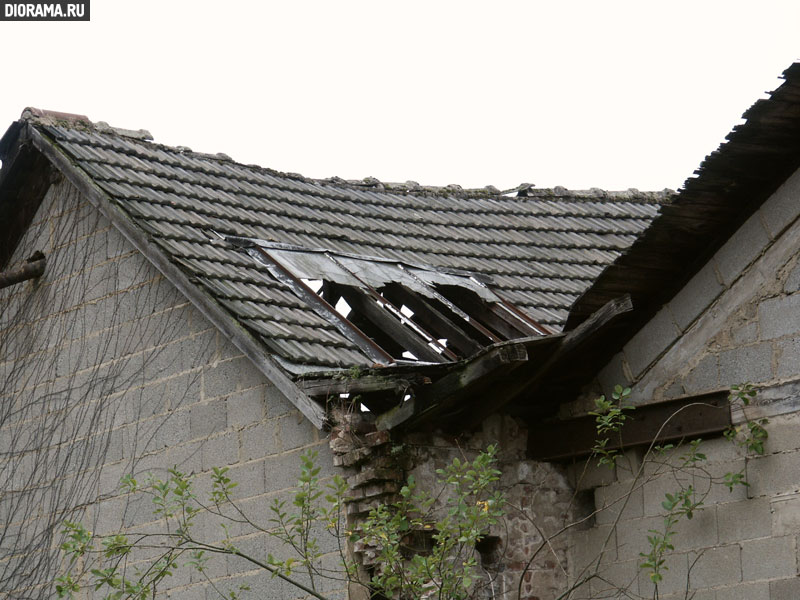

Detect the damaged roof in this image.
[0,109,665,373]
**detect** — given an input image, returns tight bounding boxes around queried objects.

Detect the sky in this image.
[1,1,799,193]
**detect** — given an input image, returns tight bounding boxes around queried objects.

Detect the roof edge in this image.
[21,107,672,202]
[561,61,800,389]
[23,122,328,429]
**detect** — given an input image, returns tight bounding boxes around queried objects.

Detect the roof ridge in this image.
[26,108,674,202]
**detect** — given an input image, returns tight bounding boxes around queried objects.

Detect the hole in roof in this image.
[334,297,351,318]
[302,278,323,294]
[244,243,546,367]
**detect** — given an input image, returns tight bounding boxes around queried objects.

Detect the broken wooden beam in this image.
[299,375,414,398]
[0,251,45,289]
[455,295,634,430]
[377,340,530,430]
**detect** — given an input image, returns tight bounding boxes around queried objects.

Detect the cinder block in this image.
[597,353,632,397]
[668,262,725,331]
[594,481,644,525]
[682,354,720,395]
[672,505,718,549]
[265,384,295,418]
[144,329,216,378]
[638,552,688,597]
[718,343,772,385]
[190,398,228,439]
[615,448,644,482]
[717,498,771,543]
[711,581,769,600]
[695,436,747,465]
[566,458,617,491]
[204,357,267,399]
[227,459,267,500]
[241,421,279,461]
[746,451,800,498]
[623,308,682,378]
[731,320,759,345]
[227,387,265,428]
[759,294,800,340]
[772,493,800,536]
[688,544,741,589]
[770,576,800,600]
[569,524,617,574]
[201,432,240,470]
[763,412,800,454]
[642,470,693,517]
[759,166,800,239]
[261,449,307,494]
[741,535,796,581]
[138,408,191,452]
[776,337,800,380]
[588,559,638,598]
[616,514,661,561]
[713,213,771,286]
[784,261,800,293]
[278,412,318,451]
[163,370,203,411]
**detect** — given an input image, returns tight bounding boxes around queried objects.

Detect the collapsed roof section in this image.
[0,107,665,429]
[8,115,664,374]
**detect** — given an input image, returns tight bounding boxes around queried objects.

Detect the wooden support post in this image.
[0,251,45,289]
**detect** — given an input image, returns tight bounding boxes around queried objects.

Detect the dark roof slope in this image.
[6,112,667,371]
[547,62,800,399]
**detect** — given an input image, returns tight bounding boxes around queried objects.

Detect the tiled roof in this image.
[32,118,668,371]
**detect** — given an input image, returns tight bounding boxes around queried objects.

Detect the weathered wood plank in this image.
[455,296,634,430]
[299,375,412,397]
[385,341,530,430]
[339,286,448,363]
[528,391,731,461]
[382,283,483,356]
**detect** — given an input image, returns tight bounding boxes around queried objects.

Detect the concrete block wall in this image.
[0,176,340,599]
[567,416,800,599]
[564,167,800,597]
[592,166,800,407]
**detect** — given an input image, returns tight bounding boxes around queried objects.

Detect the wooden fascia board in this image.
[528,391,731,461]
[27,125,327,429]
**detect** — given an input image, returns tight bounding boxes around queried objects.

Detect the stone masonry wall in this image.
[329,409,575,600]
[0,176,339,599]
[562,168,800,598]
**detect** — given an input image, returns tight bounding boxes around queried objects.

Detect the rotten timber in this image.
[455,295,634,430]
[299,374,414,398]
[376,339,534,430]
[0,252,45,289]
[528,391,731,461]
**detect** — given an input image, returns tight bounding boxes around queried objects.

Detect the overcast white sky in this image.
[1,1,798,192]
